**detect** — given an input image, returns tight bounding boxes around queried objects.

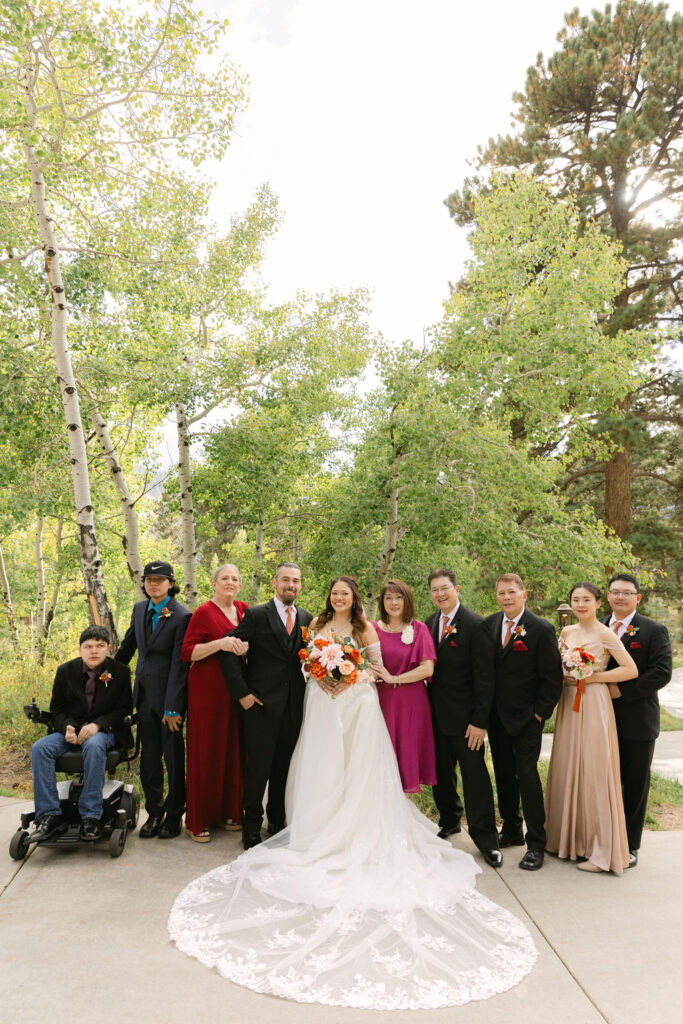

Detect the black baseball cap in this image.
[143,561,175,580]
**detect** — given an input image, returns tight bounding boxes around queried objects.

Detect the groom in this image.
[220,563,312,849]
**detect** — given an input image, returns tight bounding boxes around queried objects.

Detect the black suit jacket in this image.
[115,596,192,714]
[219,600,313,722]
[484,608,563,735]
[425,604,495,734]
[601,612,672,741]
[50,656,133,748]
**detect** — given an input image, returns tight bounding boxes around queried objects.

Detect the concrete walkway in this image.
[1,796,680,1024]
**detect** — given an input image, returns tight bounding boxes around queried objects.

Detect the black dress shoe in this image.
[33,813,65,839]
[519,849,544,871]
[79,817,101,841]
[243,830,263,850]
[158,816,182,839]
[267,821,285,836]
[139,814,164,838]
[482,849,503,868]
[628,849,638,868]
[437,823,462,840]
[499,830,525,848]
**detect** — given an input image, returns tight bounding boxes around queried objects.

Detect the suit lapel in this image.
[266,599,290,654]
[146,599,174,651]
[500,609,522,660]
[437,604,463,650]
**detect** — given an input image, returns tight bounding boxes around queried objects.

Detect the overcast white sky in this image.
[192,0,681,346]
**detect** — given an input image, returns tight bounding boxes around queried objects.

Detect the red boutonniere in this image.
[99,671,112,688]
[513,640,529,651]
[161,606,173,619]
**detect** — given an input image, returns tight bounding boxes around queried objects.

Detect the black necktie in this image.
[84,669,97,712]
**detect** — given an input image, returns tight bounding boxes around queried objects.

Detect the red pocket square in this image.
[629,642,642,649]
[449,641,458,647]
[513,640,528,651]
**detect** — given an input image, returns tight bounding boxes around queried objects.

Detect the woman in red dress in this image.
[183,564,248,842]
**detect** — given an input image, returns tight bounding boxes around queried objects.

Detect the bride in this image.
[169,576,537,1009]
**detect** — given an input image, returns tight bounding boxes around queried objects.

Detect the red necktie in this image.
[286,606,294,635]
[440,616,449,640]
[502,619,514,647]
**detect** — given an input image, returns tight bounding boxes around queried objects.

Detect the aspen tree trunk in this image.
[22,137,116,640]
[91,404,145,598]
[364,453,402,619]
[0,543,21,654]
[176,402,198,609]
[252,515,266,600]
[35,516,46,642]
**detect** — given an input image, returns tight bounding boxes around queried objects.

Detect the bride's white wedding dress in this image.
[168,644,537,1009]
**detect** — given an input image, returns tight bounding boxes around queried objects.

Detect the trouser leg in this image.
[138,698,165,816]
[79,731,117,819]
[267,697,301,827]
[452,732,499,851]
[487,708,522,835]
[512,717,545,850]
[430,717,463,829]
[31,732,70,819]
[161,721,186,818]
[241,705,282,832]
[618,736,655,852]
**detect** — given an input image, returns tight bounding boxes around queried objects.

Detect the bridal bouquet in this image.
[298,628,373,689]
[562,647,596,712]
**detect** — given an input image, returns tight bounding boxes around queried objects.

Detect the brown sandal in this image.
[185,827,211,843]
[216,819,242,832]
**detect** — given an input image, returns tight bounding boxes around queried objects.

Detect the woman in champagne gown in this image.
[545,582,637,874]
[169,576,537,1009]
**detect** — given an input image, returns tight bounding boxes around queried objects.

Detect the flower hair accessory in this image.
[401,624,414,645]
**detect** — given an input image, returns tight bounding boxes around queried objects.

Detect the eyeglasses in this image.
[430,585,455,595]
[608,590,638,598]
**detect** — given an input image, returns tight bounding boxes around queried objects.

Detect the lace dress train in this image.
[169,667,537,1009]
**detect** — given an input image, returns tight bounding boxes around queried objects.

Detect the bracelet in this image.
[393,675,401,689]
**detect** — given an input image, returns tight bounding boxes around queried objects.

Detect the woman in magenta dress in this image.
[182,564,249,842]
[373,579,437,793]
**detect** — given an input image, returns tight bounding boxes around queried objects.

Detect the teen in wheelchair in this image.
[9,626,140,860]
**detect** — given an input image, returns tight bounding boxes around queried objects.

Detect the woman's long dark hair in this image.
[313,576,368,646]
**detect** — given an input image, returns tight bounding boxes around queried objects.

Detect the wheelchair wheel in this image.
[9,829,30,861]
[109,827,127,858]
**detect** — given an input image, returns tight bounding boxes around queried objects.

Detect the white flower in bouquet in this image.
[319,642,344,671]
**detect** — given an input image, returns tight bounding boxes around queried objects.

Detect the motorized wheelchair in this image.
[9,698,140,860]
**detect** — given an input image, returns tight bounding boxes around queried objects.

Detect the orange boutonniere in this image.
[301,625,312,643]
[99,671,112,688]
[161,606,173,619]
[443,624,456,637]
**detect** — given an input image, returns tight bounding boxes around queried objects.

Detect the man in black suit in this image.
[30,626,132,841]
[485,573,563,871]
[603,572,672,867]
[116,560,191,839]
[220,563,312,849]
[425,569,501,868]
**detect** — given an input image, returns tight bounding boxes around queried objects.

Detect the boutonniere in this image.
[624,624,639,637]
[401,624,414,645]
[513,625,527,638]
[161,606,173,619]
[301,625,312,643]
[99,671,112,688]
[443,624,457,638]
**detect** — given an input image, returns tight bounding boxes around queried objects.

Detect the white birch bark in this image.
[252,515,266,600]
[0,543,21,654]
[90,404,145,599]
[176,402,198,609]
[35,515,46,639]
[22,127,116,641]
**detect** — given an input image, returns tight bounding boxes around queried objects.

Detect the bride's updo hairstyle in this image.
[314,575,368,646]
[569,581,602,602]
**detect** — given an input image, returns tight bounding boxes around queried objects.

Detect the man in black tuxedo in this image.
[31,626,132,841]
[425,569,501,868]
[485,574,563,871]
[116,560,191,839]
[220,563,313,849]
[603,572,672,866]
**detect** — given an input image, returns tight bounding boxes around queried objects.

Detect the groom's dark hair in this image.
[608,572,640,593]
[428,568,457,587]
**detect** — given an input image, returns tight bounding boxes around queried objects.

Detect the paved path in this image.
[0,796,680,1024]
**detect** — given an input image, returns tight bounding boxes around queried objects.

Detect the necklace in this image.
[331,617,352,634]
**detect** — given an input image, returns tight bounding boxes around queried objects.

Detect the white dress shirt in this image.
[501,608,525,645]
[608,609,636,638]
[273,595,297,629]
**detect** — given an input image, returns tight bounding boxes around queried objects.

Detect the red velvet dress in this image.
[183,600,248,834]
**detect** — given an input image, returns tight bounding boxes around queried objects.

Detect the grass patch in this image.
[660,709,683,731]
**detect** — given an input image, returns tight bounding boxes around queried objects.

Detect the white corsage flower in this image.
[401,624,414,645]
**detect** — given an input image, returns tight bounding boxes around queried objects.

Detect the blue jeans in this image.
[31,730,116,820]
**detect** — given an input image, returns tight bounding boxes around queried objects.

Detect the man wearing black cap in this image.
[116,561,191,838]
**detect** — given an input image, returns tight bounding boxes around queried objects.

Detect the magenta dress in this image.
[374,620,437,793]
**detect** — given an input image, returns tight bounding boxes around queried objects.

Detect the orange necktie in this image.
[612,620,623,635]
[440,616,449,641]
[286,606,294,635]
[502,619,514,647]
